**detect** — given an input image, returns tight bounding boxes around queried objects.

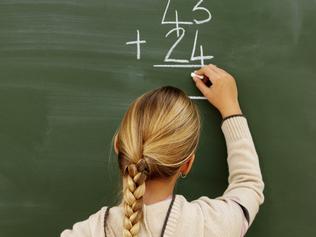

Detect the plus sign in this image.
[125,30,147,60]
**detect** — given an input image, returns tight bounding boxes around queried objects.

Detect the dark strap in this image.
[103,194,176,237]
[221,114,245,127]
[104,207,111,237]
[160,193,176,237]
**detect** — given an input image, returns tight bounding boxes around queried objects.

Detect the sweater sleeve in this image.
[193,116,264,236]
[217,116,265,227]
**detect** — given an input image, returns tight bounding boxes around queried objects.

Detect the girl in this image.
[61,64,264,237]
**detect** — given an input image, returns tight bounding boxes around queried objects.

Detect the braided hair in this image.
[121,158,149,237]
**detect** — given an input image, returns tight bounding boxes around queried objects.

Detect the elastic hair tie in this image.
[136,158,150,176]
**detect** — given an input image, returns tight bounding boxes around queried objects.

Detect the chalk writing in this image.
[126,1,214,99]
[125,30,147,60]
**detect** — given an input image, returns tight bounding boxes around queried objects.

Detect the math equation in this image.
[125,0,214,69]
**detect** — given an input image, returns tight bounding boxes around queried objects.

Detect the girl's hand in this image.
[192,64,242,118]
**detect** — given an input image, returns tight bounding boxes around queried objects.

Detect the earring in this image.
[180,172,187,179]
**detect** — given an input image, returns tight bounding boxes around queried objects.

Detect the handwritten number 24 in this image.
[164,28,213,65]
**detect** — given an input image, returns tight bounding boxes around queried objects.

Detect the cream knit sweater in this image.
[60,116,265,237]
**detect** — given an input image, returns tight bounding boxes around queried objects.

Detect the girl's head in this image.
[113,86,201,237]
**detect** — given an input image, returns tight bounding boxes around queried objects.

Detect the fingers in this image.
[194,64,220,84]
[191,64,229,99]
[192,75,212,98]
[210,64,235,79]
[191,64,240,115]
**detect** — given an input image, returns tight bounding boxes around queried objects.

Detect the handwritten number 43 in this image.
[162,0,213,65]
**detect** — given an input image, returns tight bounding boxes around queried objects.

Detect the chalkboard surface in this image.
[0,0,315,236]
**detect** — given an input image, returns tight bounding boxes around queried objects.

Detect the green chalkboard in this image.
[0,0,315,236]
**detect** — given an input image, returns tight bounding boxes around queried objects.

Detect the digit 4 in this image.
[161,0,193,30]
[190,30,213,65]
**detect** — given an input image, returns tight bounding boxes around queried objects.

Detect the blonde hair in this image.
[114,86,201,237]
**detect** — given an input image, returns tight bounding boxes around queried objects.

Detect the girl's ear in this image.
[113,133,119,155]
[180,154,196,175]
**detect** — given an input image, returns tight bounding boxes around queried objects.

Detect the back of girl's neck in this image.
[143,176,176,205]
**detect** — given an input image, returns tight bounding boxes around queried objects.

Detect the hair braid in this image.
[123,159,149,237]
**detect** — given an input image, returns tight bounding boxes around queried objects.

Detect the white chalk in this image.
[189,96,207,100]
[191,72,204,79]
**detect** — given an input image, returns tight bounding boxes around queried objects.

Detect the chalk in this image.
[189,96,207,100]
[191,72,204,79]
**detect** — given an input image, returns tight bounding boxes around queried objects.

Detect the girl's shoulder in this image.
[60,206,108,237]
